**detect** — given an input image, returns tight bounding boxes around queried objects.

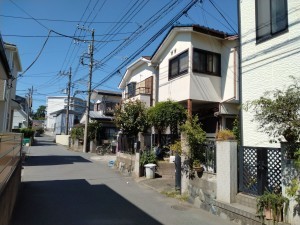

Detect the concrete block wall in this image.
[156,161,175,178]
[115,152,135,176]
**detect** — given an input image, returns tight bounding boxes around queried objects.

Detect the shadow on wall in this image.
[11,179,162,225]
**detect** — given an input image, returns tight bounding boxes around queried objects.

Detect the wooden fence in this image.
[0,133,22,195]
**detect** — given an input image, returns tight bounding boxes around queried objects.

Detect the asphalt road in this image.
[11,136,235,225]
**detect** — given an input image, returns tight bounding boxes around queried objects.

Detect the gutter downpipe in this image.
[238,0,243,147]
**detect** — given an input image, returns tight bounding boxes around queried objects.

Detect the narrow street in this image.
[11,136,235,225]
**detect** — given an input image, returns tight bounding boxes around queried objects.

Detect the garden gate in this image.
[238,146,282,195]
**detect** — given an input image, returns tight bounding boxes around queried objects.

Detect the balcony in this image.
[125,87,152,107]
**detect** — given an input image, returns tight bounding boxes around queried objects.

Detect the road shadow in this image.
[33,137,56,146]
[25,155,92,166]
[11,179,162,225]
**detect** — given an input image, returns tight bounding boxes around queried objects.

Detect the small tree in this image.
[88,121,102,141]
[147,100,186,145]
[114,100,149,138]
[181,115,206,160]
[246,76,300,144]
[32,105,46,120]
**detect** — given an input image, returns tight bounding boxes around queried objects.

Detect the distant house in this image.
[0,36,22,132]
[50,109,79,135]
[80,89,122,143]
[12,97,29,129]
[46,96,86,132]
[239,0,299,147]
[151,25,239,137]
[119,56,157,107]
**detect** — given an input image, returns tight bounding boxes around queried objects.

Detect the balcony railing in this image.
[0,133,22,194]
[125,87,151,99]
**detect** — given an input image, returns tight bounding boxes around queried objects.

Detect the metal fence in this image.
[0,133,22,194]
[198,140,216,173]
[239,146,282,196]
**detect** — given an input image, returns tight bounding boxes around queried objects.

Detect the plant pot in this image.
[264,208,282,221]
[193,166,204,172]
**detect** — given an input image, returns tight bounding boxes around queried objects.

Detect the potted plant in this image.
[215,129,236,141]
[192,159,204,172]
[140,150,157,178]
[140,150,157,167]
[257,191,289,224]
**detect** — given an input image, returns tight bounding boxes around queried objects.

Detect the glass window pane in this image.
[170,59,178,77]
[179,51,188,73]
[257,0,271,38]
[207,54,213,72]
[193,50,205,73]
[272,0,287,33]
[213,54,220,75]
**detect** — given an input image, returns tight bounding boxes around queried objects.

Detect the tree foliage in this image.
[147,100,186,142]
[114,100,149,137]
[88,121,102,140]
[32,105,46,120]
[245,76,300,143]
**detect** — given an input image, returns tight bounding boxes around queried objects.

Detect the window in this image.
[193,48,221,76]
[168,50,188,79]
[126,82,136,98]
[256,0,288,41]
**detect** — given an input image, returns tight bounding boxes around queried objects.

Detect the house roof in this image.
[92,89,122,96]
[0,34,11,79]
[118,56,151,89]
[80,111,113,123]
[91,89,122,101]
[151,24,237,62]
[4,42,22,72]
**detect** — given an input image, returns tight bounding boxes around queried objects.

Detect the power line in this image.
[207,0,237,34]
[93,0,199,89]
[0,14,134,24]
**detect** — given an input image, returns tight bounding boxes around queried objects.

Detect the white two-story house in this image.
[151,25,239,136]
[119,56,157,107]
[0,38,22,132]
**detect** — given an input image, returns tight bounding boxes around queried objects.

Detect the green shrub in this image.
[216,129,236,141]
[140,150,157,166]
[70,126,84,140]
[20,128,35,138]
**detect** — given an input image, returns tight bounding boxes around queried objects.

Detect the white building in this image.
[151,25,239,136]
[119,56,157,107]
[239,0,299,147]
[12,95,29,129]
[0,38,22,132]
[46,96,86,131]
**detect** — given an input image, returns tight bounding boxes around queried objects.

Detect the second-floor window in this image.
[169,50,188,80]
[193,48,221,76]
[127,82,136,98]
[256,0,288,41]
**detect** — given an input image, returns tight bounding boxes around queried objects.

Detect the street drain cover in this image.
[171,205,188,211]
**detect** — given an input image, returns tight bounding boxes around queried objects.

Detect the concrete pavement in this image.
[11,136,235,225]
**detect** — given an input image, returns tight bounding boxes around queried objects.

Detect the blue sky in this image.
[0,0,237,111]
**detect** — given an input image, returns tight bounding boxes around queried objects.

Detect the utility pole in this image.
[80,27,95,153]
[27,86,33,128]
[66,67,72,135]
[60,68,72,134]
